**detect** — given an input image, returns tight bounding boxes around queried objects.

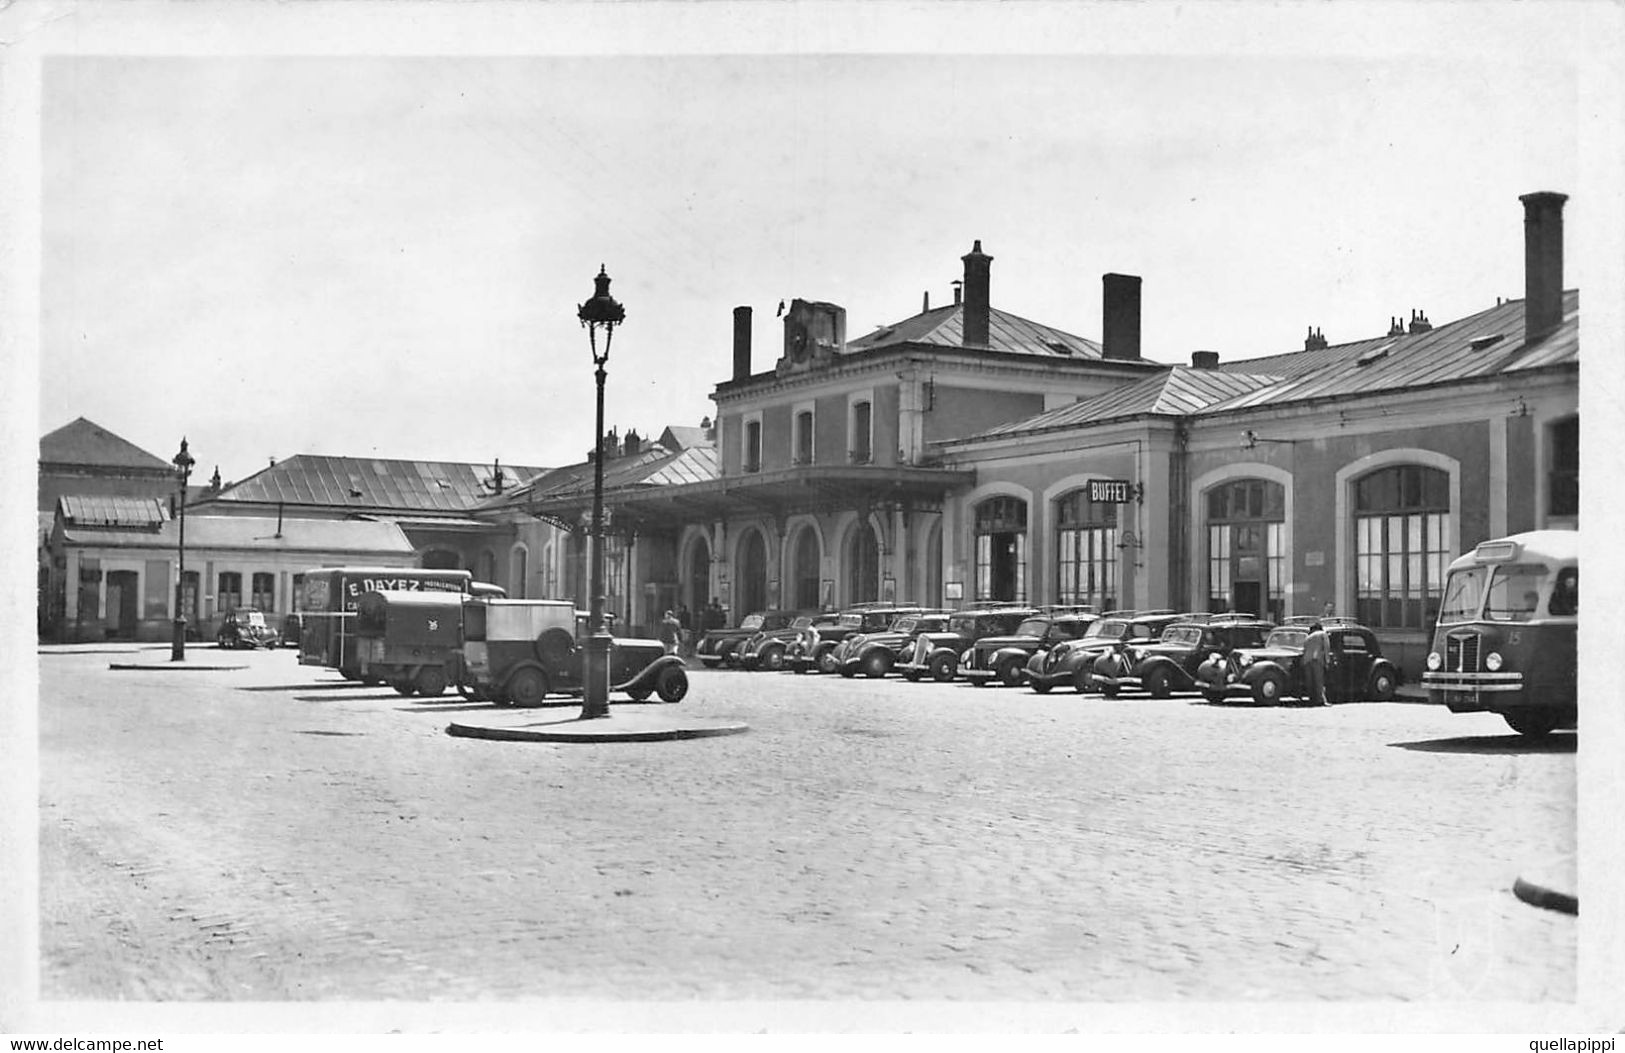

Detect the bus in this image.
[1421,530,1577,737]
[297,567,503,680]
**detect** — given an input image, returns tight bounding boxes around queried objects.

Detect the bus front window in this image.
[1550,567,1578,616]
[1436,567,1486,625]
[1484,563,1551,622]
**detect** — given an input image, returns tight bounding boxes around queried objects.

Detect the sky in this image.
[20,2,1608,491]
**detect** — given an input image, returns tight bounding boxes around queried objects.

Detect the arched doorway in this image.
[1205,478,1285,620]
[686,536,712,611]
[845,519,879,604]
[789,525,821,609]
[974,496,1027,602]
[737,528,768,616]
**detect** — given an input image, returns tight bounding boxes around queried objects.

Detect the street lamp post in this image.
[170,437,196,662]
[578,265,625,719]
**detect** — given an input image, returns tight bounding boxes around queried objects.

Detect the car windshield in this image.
[1084,619,1128,639]
[890,616,921,633]
[241,611,266,628]
[1263,628,1307,650]
[1162,625,1202,645]
[1014,618,1050,636]
[792,616,815,629]
[948,615,978,635]
[739,613,765,631]
[839,613,864,628]
[1437,567,1488,624]
[1483,562,1552,622]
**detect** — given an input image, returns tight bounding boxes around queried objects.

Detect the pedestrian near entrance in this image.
[1303,621,1330,706]
[676,604,693,656]
[658,610,682,655]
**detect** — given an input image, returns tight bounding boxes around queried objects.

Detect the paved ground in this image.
[35,644,1576,1009]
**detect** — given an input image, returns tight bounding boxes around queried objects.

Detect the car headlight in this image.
[1238,654,1254,667]
[960,648,973,664]
[1426,651,1441,671]
[1485,651,1503,672]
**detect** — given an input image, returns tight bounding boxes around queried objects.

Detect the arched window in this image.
[1353,465,1449,629]
[1206,479,1285,620]
[1055,491,1117,609]
[974,496,1027,603]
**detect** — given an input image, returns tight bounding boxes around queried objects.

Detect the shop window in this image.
[1549,415,1578,518]
[974,496,1027,602]
[251,572,274,612]
[1055,490,1117,609]
[1353,465,1450,629]
[218,571,243,612]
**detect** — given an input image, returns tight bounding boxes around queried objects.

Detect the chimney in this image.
[952,280,962,305]
[732,306,752,380]
[1190,350,1220,370]
[701,415,716,442]
[623,429,641,456]
[1101,273,1142,361]
[922,291,930,313]
[1304,326,1327,351]
[1408,309,1432,334]
[960,240,992,347]
[1388,316,1405,337]
[1520,191,1568,345]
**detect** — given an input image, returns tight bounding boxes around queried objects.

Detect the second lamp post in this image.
[577,265,625,719]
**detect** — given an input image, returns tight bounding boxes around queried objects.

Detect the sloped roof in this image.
[488,440,719,509]
[58,494,171,527]
[59,515,415,554]
[973,367,1286,438]
[658,425,714,451]
[847,303,1105,360]
[205,454,549,514]
[40,418,172,471]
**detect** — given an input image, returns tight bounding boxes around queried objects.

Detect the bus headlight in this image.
[1426,651,1441,671]
[1485,651,1503,672]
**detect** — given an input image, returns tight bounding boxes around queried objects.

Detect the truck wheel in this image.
[995,655,1025,687]
[626,688,652,702]
[929,653,956,682]
[1144,668,1172,699]
[391,677,416,697]
[415,666,447,698]
[657,665,689,703]
[507,667,548,708]
[1251,671,1285,705]
[1503,709,1560,737]
[536,628,575,667]
[863,651,891,679]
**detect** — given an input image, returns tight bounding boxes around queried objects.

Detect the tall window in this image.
[974,497,1027,602]
[512,546,528,599]
[744,418,762,473]
[850,400,873,464]
[1206,479,1285,620]
[1055,490,1117,608]
[1549,415,1578,519]
[1354,465,1450,629]
[251,572,274,612]
[291,573,305,612]
[794,409,815,465]
[218,571,242,612]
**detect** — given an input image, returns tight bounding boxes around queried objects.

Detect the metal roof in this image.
[58,515,415,554]
[58,494,170,527]
[847,303,1104,360]
[206,454,548,513]
[972,368,1285,438]
[40,417,172,471]
[489,441,718,509]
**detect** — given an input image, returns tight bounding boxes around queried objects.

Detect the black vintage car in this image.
[736,611,837,671]
[786,604,929,674]
[1090,615,1274,698]
[960,610,1100,687]
[217,608,280,649]
[1021,612,1187,693]
[694,609,802,668]
[1195,620,1400,705]
[894,605,1038,683]
[832,610,952,679]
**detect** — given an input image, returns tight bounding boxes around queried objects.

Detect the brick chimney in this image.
[623,429,641,456]
[1520,191,1568,345]
[1304,326,1327,351]
[1101,273,1142,361]
[732,306,752,380]
[1190,350,1220,369]
[960,240,992,347]
[1407,309,1432,334]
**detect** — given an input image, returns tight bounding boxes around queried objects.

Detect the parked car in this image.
[1021,612,1187,693]
[960,610,1100,687]
[895,605,1038,683]
[462,598,688,707]
[737,611,837,671]
[786,604,930,674]
[217,608,280,650]
[280,611,308,649]
[694,609,802,668]
[833,610,952,678]
[1089,615,1274,698]
[1194,620,1399,705]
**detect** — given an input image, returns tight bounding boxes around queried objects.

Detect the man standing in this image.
[658,610,682,655]
[1303,621,1330,706]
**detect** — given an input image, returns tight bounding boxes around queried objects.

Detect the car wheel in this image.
[217,634,229,649]
[929,653,956,682]
[762,645,785,671]
[839,665,856,678]
[415,666,447,698]
[1503,709,1560,737]
[656,665,689,703]
[1030,680,1053,695]
[506,667,548,708]
[817,650,840,675]
[995,656,1025,687]
[1368,668,1397,702]
[1071,667,1095,694]
[1252,671,1285,705]
[863,651,891,679]
[1144,668,1172,699]
[626,688,653,702]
